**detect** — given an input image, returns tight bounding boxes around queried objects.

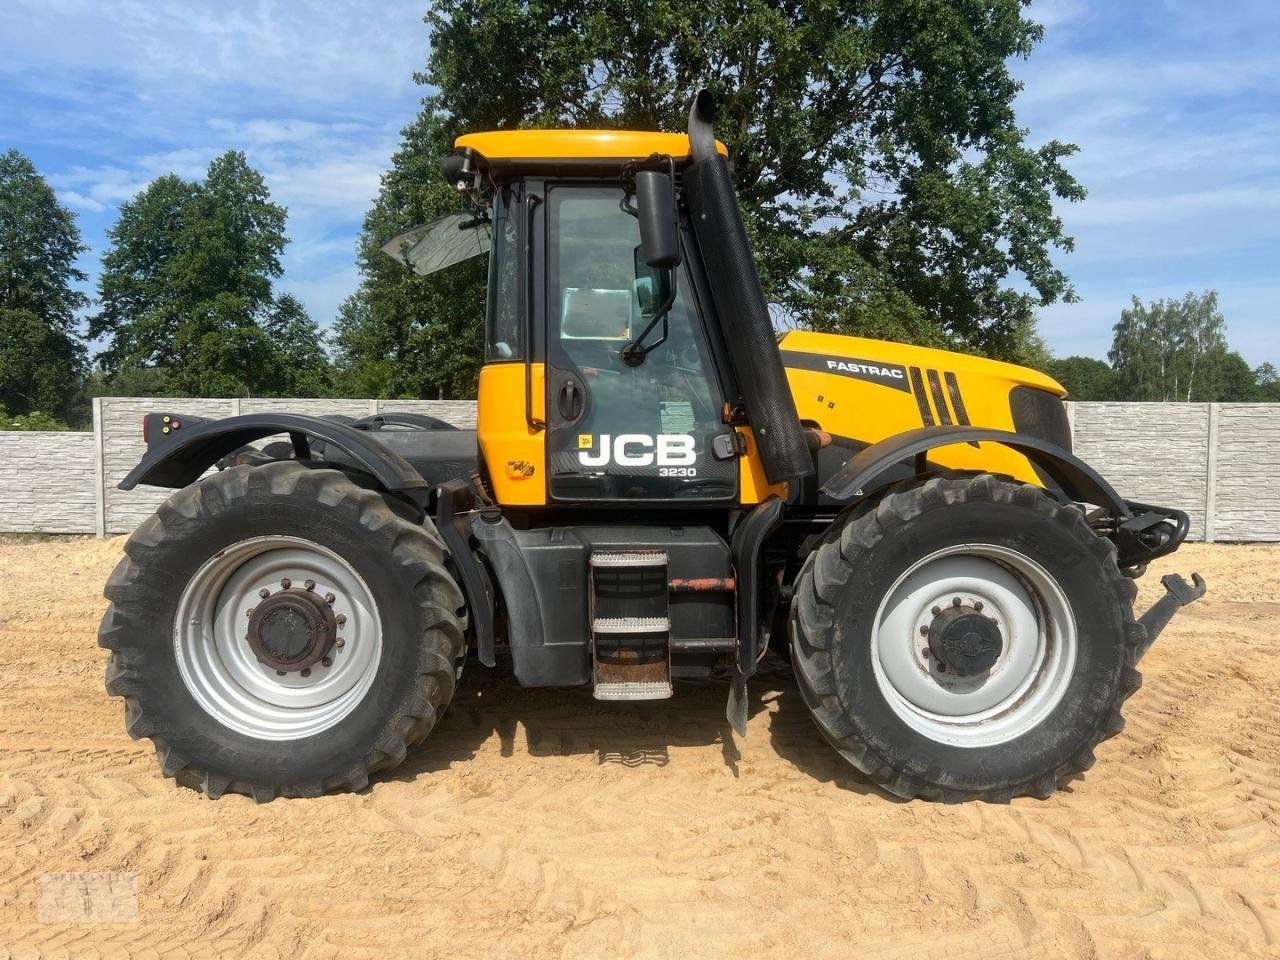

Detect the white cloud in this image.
[0,0,430,109]
[1026,0,1091,30]
[1067,184,1280,227]
[56,190,107,214]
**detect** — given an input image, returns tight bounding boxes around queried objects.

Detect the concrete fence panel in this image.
[0,431,98,534]
[1212,404,1280,542]
[1,398,1277,539]
[1065,402,1211,541]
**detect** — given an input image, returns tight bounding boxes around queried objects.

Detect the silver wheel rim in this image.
[174,536,382,741]
[870,544,1077,748]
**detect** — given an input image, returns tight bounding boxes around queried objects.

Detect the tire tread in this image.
[790,472,1144,802]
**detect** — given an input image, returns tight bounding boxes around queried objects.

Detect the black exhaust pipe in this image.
[682,91,813,486]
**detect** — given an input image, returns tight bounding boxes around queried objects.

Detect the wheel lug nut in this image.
[322,657,332,667]
[921,648,931,658]
[335,638,345,648]
[258,588,270,599]
[280,578,292,589]
[246,609,253,618]
[974,601,984,612]
[304,579,315,591]
[301,668,311,677]
[952,596,962,607]
[336,613,347,626]
[931,606,941,616]
[324,593,335,605]
[276,670,286,676]
[919,624,929,636]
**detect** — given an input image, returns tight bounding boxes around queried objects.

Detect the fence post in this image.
[93,397,106,538]
[1204,402,1219,543]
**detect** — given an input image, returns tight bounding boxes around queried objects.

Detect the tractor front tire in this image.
[790,473,1144,802]
[99,461,466,801]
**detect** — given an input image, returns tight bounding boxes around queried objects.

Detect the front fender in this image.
[819,425,1131,517]
[120,412,429,495]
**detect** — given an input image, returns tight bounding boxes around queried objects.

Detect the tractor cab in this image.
[383,120,811,510]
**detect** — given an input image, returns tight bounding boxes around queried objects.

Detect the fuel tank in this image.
[778,330,1070,493]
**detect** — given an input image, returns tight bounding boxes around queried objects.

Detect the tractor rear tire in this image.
[790,473,1144,802]
[99,461,466,801]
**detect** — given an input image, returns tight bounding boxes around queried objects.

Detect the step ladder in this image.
[589,551,673,701]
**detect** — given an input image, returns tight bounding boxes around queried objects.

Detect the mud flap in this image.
[727,671,749,737]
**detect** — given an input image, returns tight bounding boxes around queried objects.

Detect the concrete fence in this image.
[1,398,1277,540]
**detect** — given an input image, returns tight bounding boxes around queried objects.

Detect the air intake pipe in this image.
[682,92,813,485]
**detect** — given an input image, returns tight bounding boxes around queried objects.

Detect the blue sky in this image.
[1,0,1276,365]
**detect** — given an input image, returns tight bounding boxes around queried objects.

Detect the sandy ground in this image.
[1,536,1278,959]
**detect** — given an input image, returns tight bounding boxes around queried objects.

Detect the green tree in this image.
[0,401,69,431]
[92,152,331,397]
[0,150,88,418]
[1215,351,1259,402]
[1108,291,1227,402]
[1045,355,1116,400]
[1255,362,1280,402]
[338,0,1083,395]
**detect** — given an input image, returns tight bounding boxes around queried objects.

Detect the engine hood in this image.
[776,330,1068,493]
[777,330,1066,397]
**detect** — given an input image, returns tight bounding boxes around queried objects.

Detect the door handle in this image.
[558,379,584,421]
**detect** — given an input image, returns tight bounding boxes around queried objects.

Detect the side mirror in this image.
[635,170,680,268]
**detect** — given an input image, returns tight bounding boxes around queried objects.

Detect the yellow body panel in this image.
[737,427,790,504]
[455,130,727,162]
[475,336,1066,505]
[478,363,547,506]
[778,330,1067,486]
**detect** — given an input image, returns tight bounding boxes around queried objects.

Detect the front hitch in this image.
[1135,572,1206,660]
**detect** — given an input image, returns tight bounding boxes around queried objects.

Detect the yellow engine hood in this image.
[777,330,1066,487]
[778,331,1065,397]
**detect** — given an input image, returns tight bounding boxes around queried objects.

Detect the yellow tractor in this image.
[102,93,1203,802]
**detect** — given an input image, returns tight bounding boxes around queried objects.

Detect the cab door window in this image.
[544,185,735,501]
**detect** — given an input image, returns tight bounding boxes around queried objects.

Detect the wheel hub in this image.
[247,586,337,672]
[927,603,1003,677]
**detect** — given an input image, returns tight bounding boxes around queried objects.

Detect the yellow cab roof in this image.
[454,130,727,163]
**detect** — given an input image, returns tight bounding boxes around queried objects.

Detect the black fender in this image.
[120,412,429,497]
[435,480,496,667]
[819,425,1132,518]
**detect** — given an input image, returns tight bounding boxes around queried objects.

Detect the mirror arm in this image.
[621,271,676,368]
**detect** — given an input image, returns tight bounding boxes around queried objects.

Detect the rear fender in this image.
[120,412,429,501]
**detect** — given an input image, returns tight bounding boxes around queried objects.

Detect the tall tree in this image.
[337,0,1083,395]
[0,149,88,419]
[1108,291,1227,402]
[92,152,331,397]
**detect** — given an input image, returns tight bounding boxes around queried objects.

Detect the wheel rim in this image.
[174,536,382,741]
[870,543,1078,748]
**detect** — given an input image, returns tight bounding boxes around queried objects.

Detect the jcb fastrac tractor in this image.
[101,93,1204,803]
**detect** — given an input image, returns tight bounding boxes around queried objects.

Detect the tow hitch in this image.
[1135,572,1207,660]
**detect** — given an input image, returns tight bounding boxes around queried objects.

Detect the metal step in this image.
[592,616,670,635]
[593,680,674,701]
[590,551,669,568]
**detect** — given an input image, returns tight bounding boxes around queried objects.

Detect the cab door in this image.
[542,184,737,503]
